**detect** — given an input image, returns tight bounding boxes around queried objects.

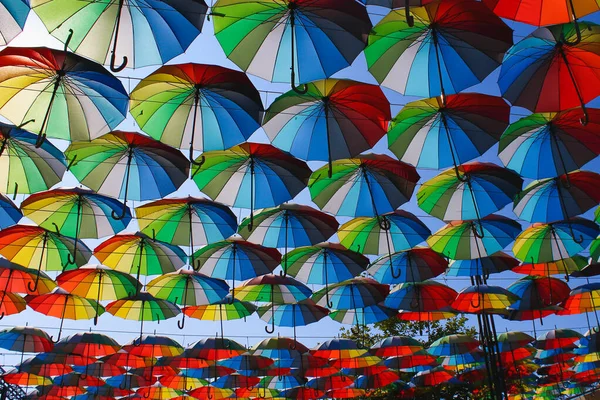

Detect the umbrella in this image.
[0,122,66,196]
[53,332,120,357]
[496,331,534,352]
[385,280,457,312]
[136,383,181,399]
[263,79,390,176]
[194,238,281,293]
[25,287,105,342]
[21,188,132,268]
[326,388,365,398]
[130,63,263,162]
[312,277,389,312]
[20,353,90,377]
[388,93,510,169]
[192,142,311,230]
[312,339,367,359]
[535,329,583,350]
[306,373,354,390]
[366,247,448,284]
[508,276,571,323]
[259,375,306,391]
[94,232,186,279]
[0,225,91,290]
[31,0,206,71]
[329,303,396,325]
[397,308,458,322]
[308,154,419,218]
[0,327,53,356]
[512,255,588,276]
[417,162,523,222]
[446,252,519,277]
[0,0,29,45]
[189,386,233,399]
[0,291,25,319]
[370,336,424,358]
[185,366,235,380]
[105,373,151,389]
[0,46,128,145]
[159,374,206,391]
[257,299,329,343]
[52,372,104,387]
[428,334,480,356]
[427,215,522,259]
[123,335,183,358]
[212,0,371,89]
[183,296,256,339]
[146,269,229,329]
[65,131,189,220]
[218,355,274,372]
[279,387,324,400]
[365,0,512,98]
[559,282,600,320]
[338,210,430,255]
[513,171,600,223]
[354,370,400,390]
[251,337,309,360]
[498,109,600,179]
[0,194,20,230]
[0,259,56,304]
[100,351,150,369]
[3,372,51,387]
[451,285,519,314]
[56,264,141,324]
[186,337,245,361]
[498,22,600,120]
[483,0,600,27]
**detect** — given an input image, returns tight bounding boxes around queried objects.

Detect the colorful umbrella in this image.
[451,285,519,314]
[559,282,600,316]
[0,327,53,355]
[446,252,519,277]
[308,154,419,218]
[386,280,458,312]
[65,131,189,220]
[31,0,206,71]
[257,299,329,342]
[212,0,371,88]
[123,335,183,358]
[130,63,263,161]
[483,0,600,27]
[189,386,233,399]
[513,171,600,223]
[367,247,448,284]
[94,232,186,279]
[499,23,600,119]
[311,339,368,359]
[0,0,29,45]
[147,269,229,329]
[0,194,21,230]
[535,329,583,350]
[3,372,51,387]
[498,109,600,179]
[0,259,55,300]
[159,374,206,391]
[417,162,523,222]
[512,255,588,276]
[136,383,182,399]
[218,355,274,372]
[388,93,509,169]
[365,0,512,98]
[0,291,25,319]
[52,332,120,357]
[251,336,309,360]
[312,277,389,310]
[0,122,66,195]
[338,210,430,255]
[0,46,128,145]
[186,337,245,361]
[183,296,256,339]
[371,336,424,358]
[427,215,522,259]
[329,303,396,325]
[428,334,480,356]
[384,351,438,369]
[508,276,571,318]
[263,79,390,175]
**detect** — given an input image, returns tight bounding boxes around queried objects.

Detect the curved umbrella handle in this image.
[142,388,151,398]
[109,0,128,72]
[110,53,128,73]
[289,8,308,95]
[378,215,391,231]
[579,104,589,126]
[560,16,582,46]
[390,264,402,280]
[291,81,308,95]
[111,202,129,221]
[178,311,186,330]
[0,312,4,321]
[27,271,41,294]
[470,292,481,309]
[325,283,334,309]
[405,0,414,27]
[265,310,275,334]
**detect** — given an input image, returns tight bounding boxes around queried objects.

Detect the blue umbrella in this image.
[0,194,21,229]
[446,252,519,277]
[0,0,29,45]
[329,303,396,325]
[367,247,448,285]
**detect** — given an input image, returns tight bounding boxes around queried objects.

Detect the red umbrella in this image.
[483,0,599,27]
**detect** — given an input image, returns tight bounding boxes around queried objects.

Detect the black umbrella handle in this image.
[189,89,205,166]
[112,147,133,220]
[28,233,47,293]
[289,9,308,94]
[561,1,583,47]
[405,0,414,27]
[110,0,128,72]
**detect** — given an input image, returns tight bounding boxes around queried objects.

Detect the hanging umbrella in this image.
[56,264,140,324]
[100,351,151,369]
[499,23,600,120]
[308,154,419,218]
[136,383,181,399]
[159,374,206,391]
[25,287,105,342]
[185,366,235,380]
[383,351,438,370]
[130,63,263,162]
[0,259,56,302]
[20,353,91,377]
[280,387,325,400]
[496,331,534,352]
[512,255,589,276]
[385,280,457,312]
[0,291,25,319]
[559,282,600,316]
[259,375,306,391]
[371,336,424,358]
[446,252,519,277]
[194,238,281,294]
[365,0,512,98]
[427,215,522,259]
[105,373,151,389]
[388,93,509,169]
[0,225,90,290]
[338,210,430,255]
[329,303,396,325]
[326,388,365,398]
[312,277,389,310]
[52,372,104,387]
[147,269,229,329]
[306,373,354,390]
[451,285,519,314]
[189,386,233,400]
[0,46,128,145]
[0,122,66,196]
[0,327,53,354]
[65,131,189,220]
[354,370,400,390]
[31,0,206,71]
[251,337,309,360]
[0,0,29,45]
[186,337,245,361]
[311,339,368,359]
[428,334,480,356]
[513,171,600,223]
[52,332,120,357]
[257,299,329,343]
[106,292,181,342]
[192,142,311,230]
[508,276,571,321]
[484,0,599,27]
[417,162,523,222]
[397,308,458,322]
[212,0,371,88]
[0,194,20,230]
[218,355,274,372]
[123,335,183,358]
[498,109,600,179]
[367,247,448,284]
[263,79,390,176]
[94,232,186,279]
[2,372,51,387]
[535,329,583,350]
[183,296,256,339]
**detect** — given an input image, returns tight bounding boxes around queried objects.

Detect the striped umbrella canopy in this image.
[446,252,519,277]
[0,291,25,319]
[512,255,589,276]
[483,0,600,26]
[496,331,534,352]
[558,283,600,315]
[0,327,53,353]
[312,339,368,359]
[259,375,307,391]
[0,0,29,45]
[122,335,183,358]
[312,277,389,310]
[184,296,255,321]
[451,285,519,314]
[367,247,448,285]
[105,373,151,389]
[186,337,245,361]
[338,210,431,255]
[508,276,571,311]
[385,280,458,312]
[218,355,274,372]
[52,372,104,387]
[397,308,458,322]
[100,351,151,369]
[370,336,424,358]
[189,386,233,399]
[136,383,182,399]
[233,275,312,305]
[0,255,56,297]
[280,387,325,400]
[354,370,400,390]
[53,332,120,357]
[329,303,396,325]
[158,374,207,391]
[535,329,583,351]
[2,372,51,387]
[306,373,354,390]
[257,299,329,342]
[427,334,480,356]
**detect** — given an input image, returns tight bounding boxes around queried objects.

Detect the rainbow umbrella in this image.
[25,287,105,342]
[417,162,523,222]
[19,353,83,377]
[56,264,140,324]
[338,210,430,255]
[192,143,311,230]
[159,374,207,391]
[186,337,245,361]
[0,122,66,196]
[508,276,571,323]
[71,362,125,380]
[147,269,229,329]
[370,336,424,358]
[183,296,256,339]
[451,285,519,314]
[155,355,210,370]
[354,370,400,390]
[52,372,105,387]
[306,373,354,390]
[312,277,389,310]
[484,0,599,27]
[94,232,186,280]
[130,63,262,162]
[427,215,522,259]
[535,329,583,350]
[397,308,458,322]
[257,299,329,343]
[0,259,56,299]
[329,303,396,325]
[280,387,325,400]
[311,339,368,359]
[385,280,457,312]
[2,372,51,387]
[496,331,534,352]
[388,93,509,169]
[512,255,589,276]
[65,131,189,220]
[185,366,235,380]
[21,188,131,268]
[0,46,128,145]
[263,79,390,176]
[326,388,365,398]
[446,252,519,277]
[52,332,120,357]
[123,335,183,358]
[0,327,53,354]
[365,0,512,98]
[498,109,600,179]
[259,375,306,391]
[0,225,91,288]
[0,0,29,45]
[0,291,25,319]
[251,337,309,360]
[428,334,480,356]
[105,373,151,389]
[137,383,182,399]
[218,355,274,372]
[559,282,600,317]
[367,247,448,285]
[189,386,233,399]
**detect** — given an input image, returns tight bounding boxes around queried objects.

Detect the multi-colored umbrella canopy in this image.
[308,154,419,217]
[257,299,329,341]
[263,79,390,174]
[0,46,128,144]
[483,0,600,26]
[184,296,256,339]
[446,252,519,277]
[212,0,371,86]
[312,277,389,310]
[535,329,583,350]
[385,280,457,312]
[65,131,189,219]
[452,285,519,314]
[0,327,53,354]
[0,291,25,319]
[0,0,29,45]
[31,0,206,70]
[428,334,480,356]
[233,275,312,305]
[365,0,512,97]
[513,255,589,277]
[0,259,55,299]
[508,276,571,313]
[370,336,424,358]
[329,303,397,325]
[0,194,20,230]
[311,338,368,359]
[367,247,448,285]
[54,332,120,357]
[130,63,263,160]
[389,93,510,169]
